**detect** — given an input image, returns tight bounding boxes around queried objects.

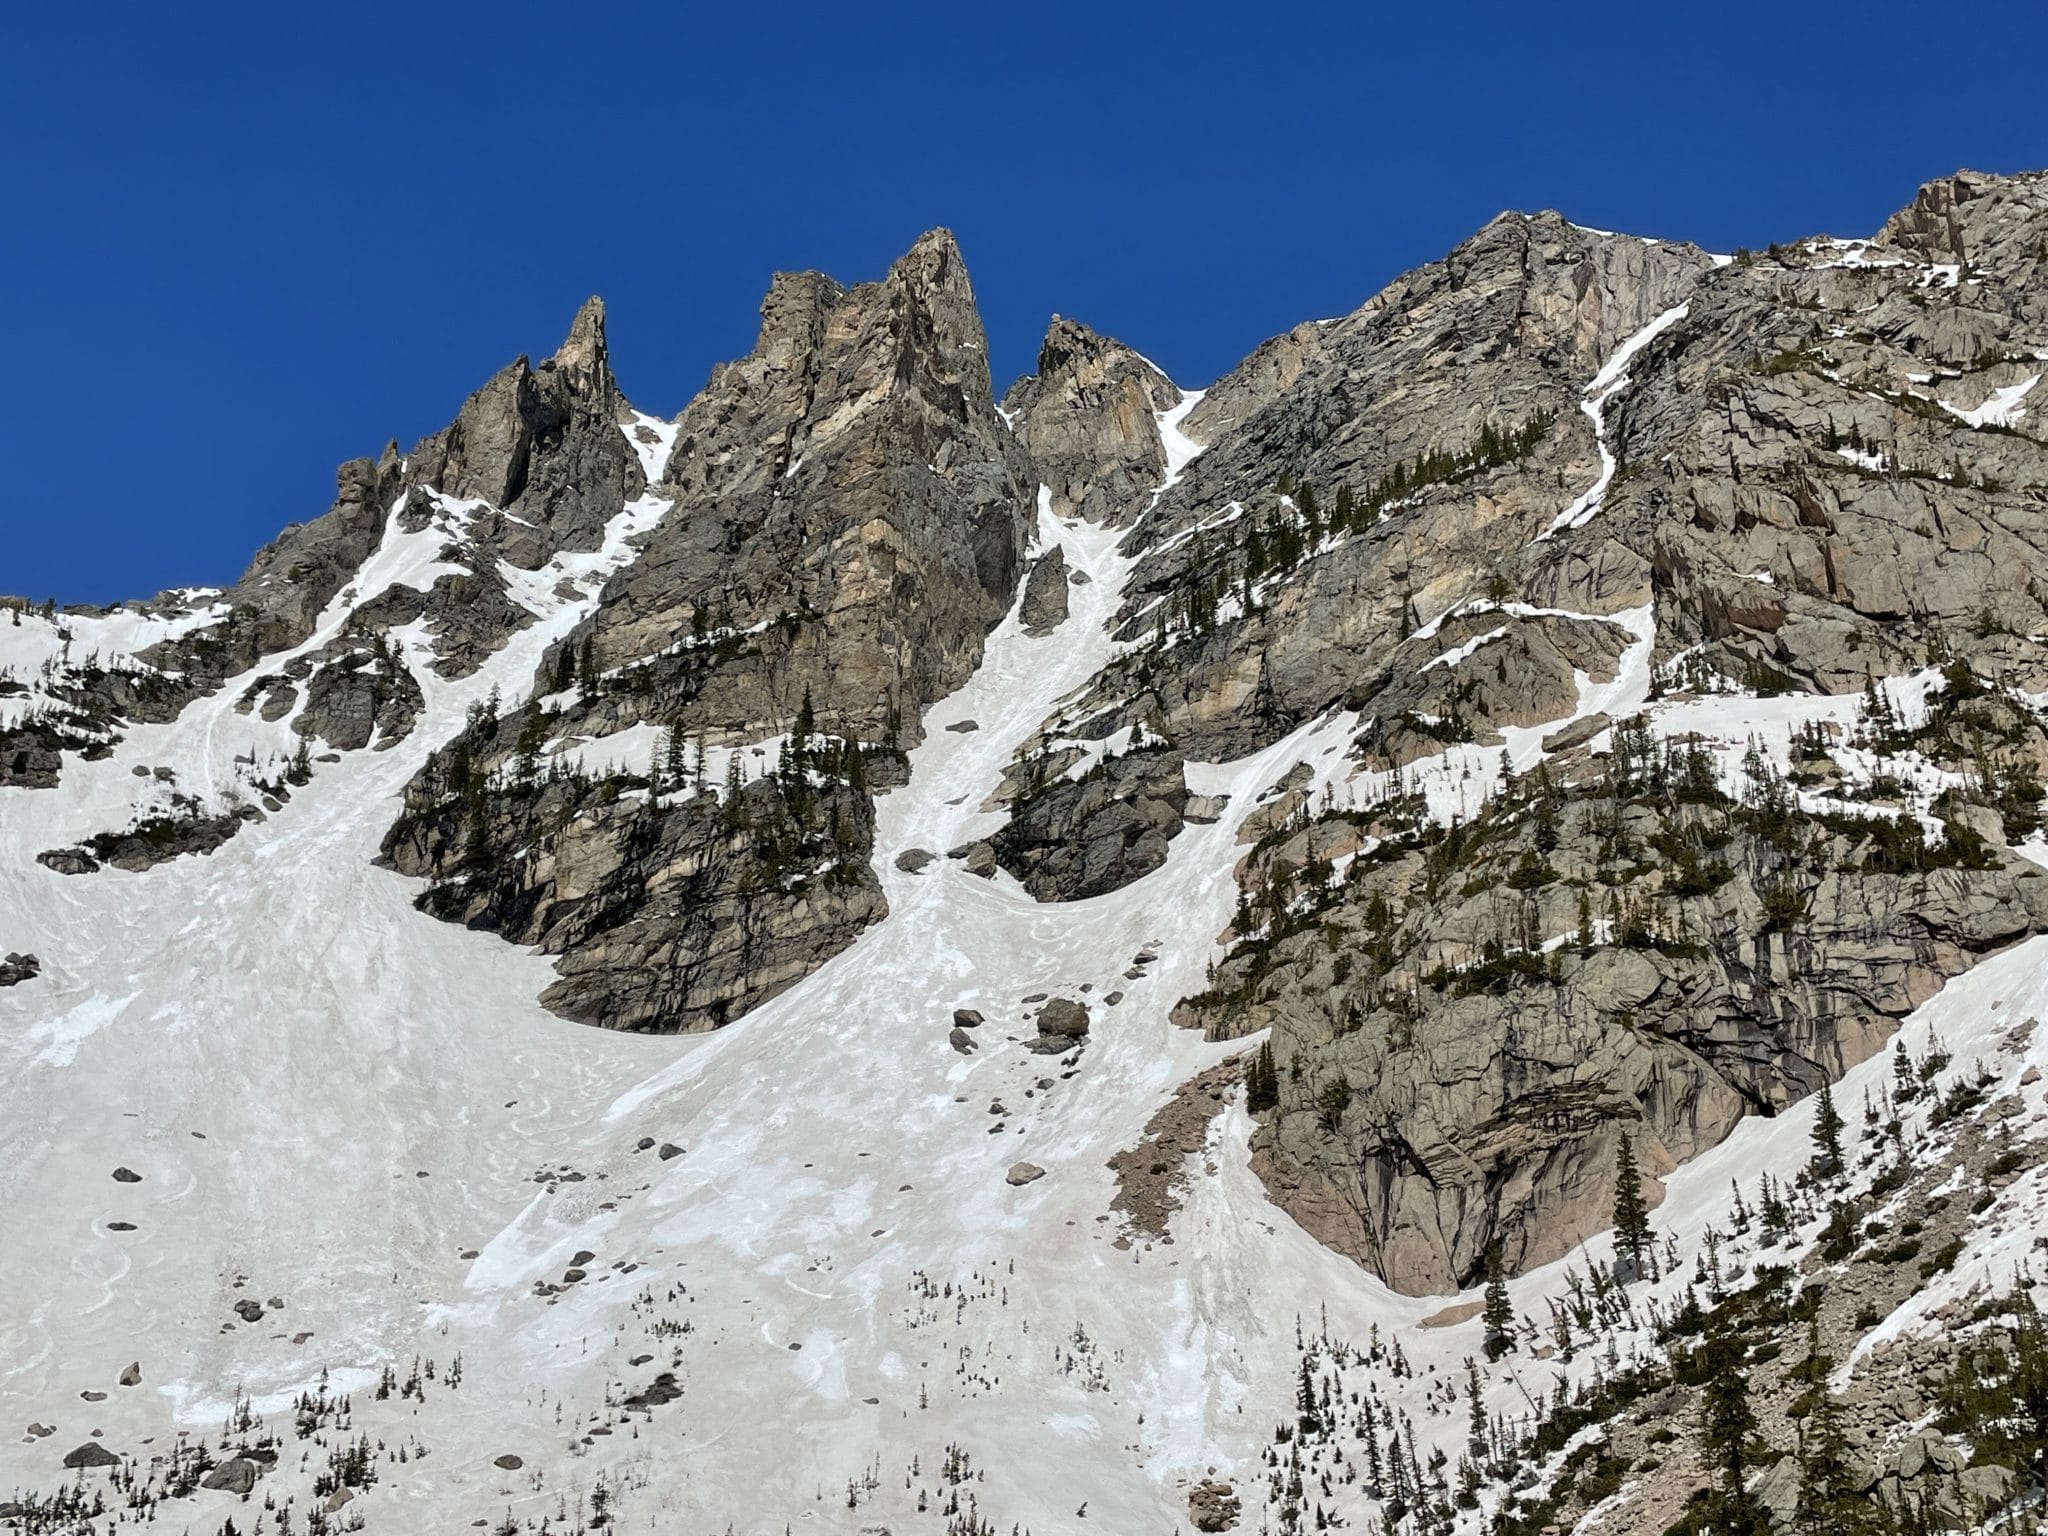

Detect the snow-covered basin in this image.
[6,420,2048,1527]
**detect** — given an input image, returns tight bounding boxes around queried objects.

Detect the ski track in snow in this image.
[7,393,2048,1528]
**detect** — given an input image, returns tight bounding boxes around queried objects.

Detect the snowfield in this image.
[5,390,2048,1535]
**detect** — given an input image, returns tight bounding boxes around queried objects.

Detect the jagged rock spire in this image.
[552,295,611,384]
[1002,314,1180,524]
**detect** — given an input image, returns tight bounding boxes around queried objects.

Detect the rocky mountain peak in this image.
[569,226,1033,757]
[1002,314,1180,523]
[873,226,1000,424]
[549,294,612,386]
[1876,167,2048,277]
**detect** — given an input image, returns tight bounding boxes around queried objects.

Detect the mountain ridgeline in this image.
[10,166,2048,1343]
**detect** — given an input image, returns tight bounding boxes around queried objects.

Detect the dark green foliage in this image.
[1245,1041,1279,1113]
[1482,1243,1514,1361]
[1808,1081,1844,1181]
[1296,1354,1323,1437]
[1613,1133,1652,1280]
[1314,1074,1353,1133]
[1694,1329,1759,1493]
[1935,1299,2048,1489]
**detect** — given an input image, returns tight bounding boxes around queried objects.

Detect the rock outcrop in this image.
[379,232,1036,1034]
[1183,680,2048,1291]
[382,719,884,1034]
[1002,316,1179,523]
[1018,544,1071,635]
[557,229,1033,752]
[990,744,1189,900]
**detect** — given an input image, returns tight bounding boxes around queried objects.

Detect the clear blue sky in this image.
[7,0,2046,605]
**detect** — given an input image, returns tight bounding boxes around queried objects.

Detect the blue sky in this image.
[6,0,2047,604]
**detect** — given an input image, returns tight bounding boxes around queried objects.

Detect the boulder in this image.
[1019,546,1071,635]
[947,841,997,878]
[1006,1162,1046,1186]
[201,1457,260,1494]
[1541,712,1611,754]
[1189,1480,1242,1532]
[990,747,1189,900]
[1037,998,1090,1038]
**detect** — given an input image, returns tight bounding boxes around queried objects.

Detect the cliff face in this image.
[1029,169,2048,1292]
[376,231,1037,1032]
[16,169,2048,1536]
[562,229,1034,752]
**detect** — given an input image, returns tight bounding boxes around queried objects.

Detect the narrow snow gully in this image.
[440,387,1423,1527]
[1539,303,1688,541]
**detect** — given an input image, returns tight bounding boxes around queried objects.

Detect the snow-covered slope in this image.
[10,174,2048,1536]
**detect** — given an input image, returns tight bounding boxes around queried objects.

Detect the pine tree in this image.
[1245,1042,1279,1114]
[721,750,746,830]
[666,719,688,785]
[1697,1329,1758,1495]
[1792,1314,1872,1535]
[1291,1352,1322,1437]
[1808,1080,1844,1180]
[1465,1357,1487,1460]
[793,687,815,769]
[1481,1242,1513,1361]
[1613,1132,1651,1281]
